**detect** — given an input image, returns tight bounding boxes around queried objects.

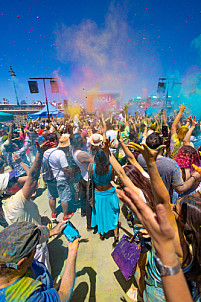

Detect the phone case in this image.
[63,221,81,242]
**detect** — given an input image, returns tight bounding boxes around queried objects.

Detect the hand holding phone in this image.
[63,221,81,242]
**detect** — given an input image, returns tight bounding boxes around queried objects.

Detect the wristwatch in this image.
[154,255,181,276]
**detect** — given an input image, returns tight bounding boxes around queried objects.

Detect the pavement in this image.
[0,176,138,302]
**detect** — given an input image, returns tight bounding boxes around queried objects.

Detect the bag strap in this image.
[46,148,62,180]
[130,231,141,243]
[88,162,94,180]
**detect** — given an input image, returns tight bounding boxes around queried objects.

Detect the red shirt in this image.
[38,129,44,136]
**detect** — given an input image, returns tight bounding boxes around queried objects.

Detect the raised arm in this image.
[119,139,146,174]
[141,122,148,143]
[117,188,192,302]
[22,141,55,200]
[102,140,141,196]
[131,143,182,257]
[171,104,186,135]
[162,109,168,126]
[183,116,198,146]
[8,122,14,143]
[101,114,107,142]
[58,239,79,302]
[124,104,129,123]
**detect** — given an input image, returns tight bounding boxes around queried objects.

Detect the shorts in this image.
[47,179,72,203]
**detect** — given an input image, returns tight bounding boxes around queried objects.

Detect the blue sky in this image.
[0,0,201,106]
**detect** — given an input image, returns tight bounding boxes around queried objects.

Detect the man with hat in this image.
[42,133,74,223]
[0,221,79,302]
[58,134,81,206]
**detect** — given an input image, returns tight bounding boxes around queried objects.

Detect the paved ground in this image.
[0,176,138,302]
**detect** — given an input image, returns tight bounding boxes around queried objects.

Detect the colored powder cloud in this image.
[54,1,162,103]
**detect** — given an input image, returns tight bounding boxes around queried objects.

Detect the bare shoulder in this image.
[77,151,92,163]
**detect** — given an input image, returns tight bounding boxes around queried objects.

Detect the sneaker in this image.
[63,212,74,222]
[51,213,57,223]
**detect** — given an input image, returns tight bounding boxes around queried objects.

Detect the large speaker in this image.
[28,81,39,93]
[64,99,68,110]
[50,80,59,93]
[157,78,166,95]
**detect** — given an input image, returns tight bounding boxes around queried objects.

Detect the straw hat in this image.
[58,134,70,147]
[89,134,103,146]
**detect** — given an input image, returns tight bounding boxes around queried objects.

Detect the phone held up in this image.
[63,221,81,242]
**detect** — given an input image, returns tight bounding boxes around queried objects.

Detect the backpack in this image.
[42,149,56,182]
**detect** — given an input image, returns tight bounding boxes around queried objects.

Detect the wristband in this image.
[190,175,197,182]
[154,255,181,277]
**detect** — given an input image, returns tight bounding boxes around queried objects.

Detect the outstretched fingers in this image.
[127,142,143,152]
[155,145,166,151]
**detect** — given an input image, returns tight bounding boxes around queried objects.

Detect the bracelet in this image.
[154,255,181,277]
[190,175,197,182]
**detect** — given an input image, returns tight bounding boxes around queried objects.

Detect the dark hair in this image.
[120,124,125,132]
[146,132,163,149]
[123,165,155,209]
[180,195,201,294]
[94,150,109,175]
[43,133,58,144]
[71,133,82,149]
[7,177,18,189]
[129,128,138,143]
[106,121,113,130]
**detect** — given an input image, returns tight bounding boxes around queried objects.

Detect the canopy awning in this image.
[27,103,63,119]
[0,111,14,122]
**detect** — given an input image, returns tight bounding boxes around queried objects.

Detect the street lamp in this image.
[8,66,19,106]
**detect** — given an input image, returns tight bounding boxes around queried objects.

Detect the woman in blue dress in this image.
[91,150,120,245]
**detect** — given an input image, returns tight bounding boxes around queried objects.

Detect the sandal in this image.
[113,236,119,248]
[100,234,105,240]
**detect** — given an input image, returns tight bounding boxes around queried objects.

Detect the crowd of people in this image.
[0,103,201,301]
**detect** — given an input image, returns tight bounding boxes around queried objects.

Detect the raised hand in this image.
[188,116,199,128]
[179,103,186,113]
[36,140,56,154]
[126,142,165,164]
[102,138,113,154]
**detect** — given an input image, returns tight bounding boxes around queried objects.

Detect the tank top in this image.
[72,150,89,181]
[92,164,112,186]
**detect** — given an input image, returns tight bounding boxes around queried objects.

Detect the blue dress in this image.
[91,164,120,235]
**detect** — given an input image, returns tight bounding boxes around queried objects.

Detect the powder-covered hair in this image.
[175,145,200,172]
[123,165,155,210]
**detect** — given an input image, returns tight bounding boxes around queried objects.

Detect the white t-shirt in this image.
[43,147,69,181]
[2,189,41,226]
[73,150,89,181]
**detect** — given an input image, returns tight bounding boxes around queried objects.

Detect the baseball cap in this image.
[0,221,50,269]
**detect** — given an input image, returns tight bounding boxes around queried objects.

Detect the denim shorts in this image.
[47,179,72,203]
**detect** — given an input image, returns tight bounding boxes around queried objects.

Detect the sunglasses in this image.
[173,204,183,218]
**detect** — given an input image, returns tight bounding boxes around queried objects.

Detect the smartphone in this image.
[162,125,168,138]
[63,221,81,242]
